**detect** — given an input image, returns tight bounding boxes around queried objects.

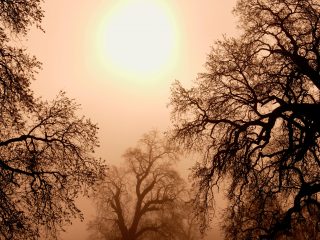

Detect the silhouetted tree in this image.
[88,131,201,240]
[170,0,320,239]
[0,1,105,239]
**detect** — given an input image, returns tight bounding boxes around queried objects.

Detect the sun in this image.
[99,0,178,77]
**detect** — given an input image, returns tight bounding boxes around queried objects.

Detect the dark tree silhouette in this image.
[170,0,320,239]
[88,131,200,240]
[0,1,105,239]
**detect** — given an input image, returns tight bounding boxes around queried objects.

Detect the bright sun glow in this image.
[100,0,178,77]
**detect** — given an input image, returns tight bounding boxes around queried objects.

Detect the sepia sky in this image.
[25,0,239,239]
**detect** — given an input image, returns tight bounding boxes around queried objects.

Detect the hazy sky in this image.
[25,0,238,239]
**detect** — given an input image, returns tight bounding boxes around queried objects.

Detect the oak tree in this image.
[170,0,320,239]
[88,131,200,240]
[0,1,105,239]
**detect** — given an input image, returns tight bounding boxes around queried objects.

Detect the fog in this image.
[24,0,239,239]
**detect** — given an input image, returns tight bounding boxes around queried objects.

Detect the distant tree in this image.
[170,0,320,239]
[88,131,201,240]
[0,1,105,239]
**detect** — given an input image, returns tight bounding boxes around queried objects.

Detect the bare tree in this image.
[88,131,200,240]
[0,1,106,239]
[170,0,320,239]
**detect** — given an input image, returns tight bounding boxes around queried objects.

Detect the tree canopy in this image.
[170,0,320,239]
[0,1,105,239]
[88,131,201,240]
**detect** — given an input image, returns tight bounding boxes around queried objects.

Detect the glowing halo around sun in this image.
[97,0,179,80]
